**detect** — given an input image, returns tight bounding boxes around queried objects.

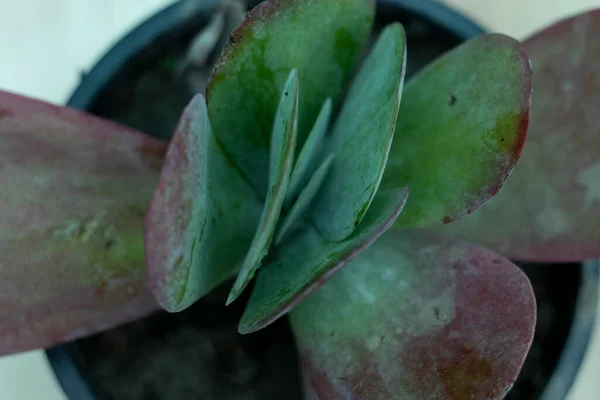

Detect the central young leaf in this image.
[312,23,407,241]
[227,70,300,304]
[207,0,375,195]
[239,187,409,334]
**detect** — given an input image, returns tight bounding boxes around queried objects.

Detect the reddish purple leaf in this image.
[431,10,600,261]
[290,230,536,399]
[0,91,165,355]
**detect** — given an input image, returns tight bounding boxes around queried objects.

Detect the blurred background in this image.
[0,0,599,398]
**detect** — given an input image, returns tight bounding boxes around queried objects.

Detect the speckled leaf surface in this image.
[207,0,374,193]
[0,91,164,355]
[431,10,600,262]
[382,34,532,228]
[285,98,332,206]
[227,71,299,304]
[145,95,261,312]
[313,23,406,241]
[238,187,409,334]
[290,230,536,400]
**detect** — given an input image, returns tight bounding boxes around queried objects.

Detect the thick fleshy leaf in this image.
[0,91,165,355]
[238,187,409,334]
[381,33,532,228]
[276,154,335,245]
[285,98,332,207]
[207,0,374,193]
[313,23,407,241]
[430,10,600,262]
[227,70,299,305]
[145,95,261,312]
[290,230,536,400]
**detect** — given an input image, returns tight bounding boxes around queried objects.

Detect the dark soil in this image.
[76,284,304,400]
[69,8,580,400]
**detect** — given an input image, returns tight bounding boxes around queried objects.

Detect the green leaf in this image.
[381,33,532,228]
[430,10,600,262]
[238,187,409,334]
[289,230,536,400]
[312,23,407,241]
[207,0,375,194]
[146,95,262,312]
[227,70,299,305]
[285,98,332,207]
[276,154,335,245]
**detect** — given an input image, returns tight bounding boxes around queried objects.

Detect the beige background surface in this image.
[0,0,598,398]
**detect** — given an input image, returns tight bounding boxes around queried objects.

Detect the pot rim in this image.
[66,0,485,112]
[540,260,599,400]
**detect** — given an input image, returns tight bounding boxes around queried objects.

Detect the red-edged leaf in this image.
[290,230,536,400]
[0,91,165,355]
[145,95,262,312]
[432,10,600,261]
[383,33,532,229]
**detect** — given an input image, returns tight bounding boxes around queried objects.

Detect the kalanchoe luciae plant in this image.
[7,1,600,399]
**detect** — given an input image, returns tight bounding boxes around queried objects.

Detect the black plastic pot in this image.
[45,0,599,399]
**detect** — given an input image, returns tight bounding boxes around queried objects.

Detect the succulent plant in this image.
[1,0,598,398]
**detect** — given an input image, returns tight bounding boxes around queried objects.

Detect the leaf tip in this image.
[225,290,238,306]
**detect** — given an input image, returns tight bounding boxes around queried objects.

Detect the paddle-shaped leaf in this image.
[0,91,164,355]
[381,34,532,228]
[313,23,407,241]
[207,0,374,193]
[146,95,262,312]
[276,154,335,245]
[238,187,409,334]
[290,230,536,400]
[430,10,600,262]
[285,98,332,206]
[227,70,299,305]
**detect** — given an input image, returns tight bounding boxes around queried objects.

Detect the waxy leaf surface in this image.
[313,23,406,241]
[0,91,164,355]
[382,34,532,228]
[146,95,261,312]
[207,0,374,193]
[431,10,600,261]
[290,230,536,400]
[227,70,299,304]
[276,154,334,245]
[285,98,332,206]
[239,187,409,334]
